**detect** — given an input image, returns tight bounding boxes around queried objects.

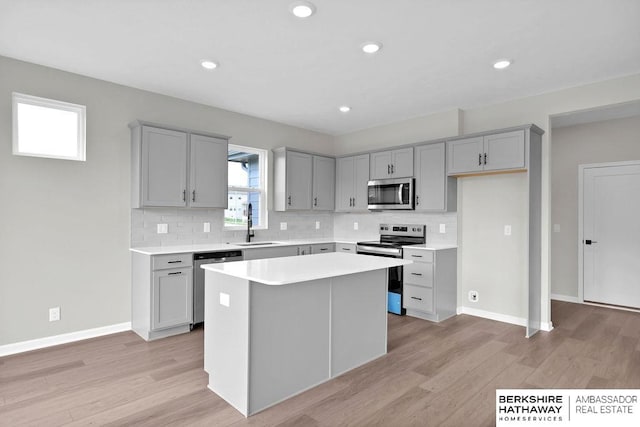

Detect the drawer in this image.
[336,243,356,253]
[403,284,434,313]
[403,262,433,287]
[152,253,193,270]
[403,248,434,263]
[312,243,335,254]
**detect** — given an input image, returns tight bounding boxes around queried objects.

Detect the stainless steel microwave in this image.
[367,178,414,210]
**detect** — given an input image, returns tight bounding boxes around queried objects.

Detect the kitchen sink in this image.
[233,241,280,247]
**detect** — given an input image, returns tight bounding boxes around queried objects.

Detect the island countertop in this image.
[201,252,411,285]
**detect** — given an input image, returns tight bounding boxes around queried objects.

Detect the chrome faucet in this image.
[246,202,254,242]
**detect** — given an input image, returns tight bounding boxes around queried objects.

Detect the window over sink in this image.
[225,145,268,229]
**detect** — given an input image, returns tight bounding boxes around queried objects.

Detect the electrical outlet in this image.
[468,291,479,303]
[353,222,359,230]
[315,221,320,230]
[439,224,446,233]
[157,223,168,234]
[49,307,60,322]
[203,222,211,233]
[280,222,287,230]
[504,225,512,236]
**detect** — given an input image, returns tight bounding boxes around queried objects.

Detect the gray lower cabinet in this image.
[132,252,194,341]
[414,142,456,212]
[335,243,356,253]
[242,246,299,260]
[402,247,457,322]
[311,243,335,254]
[131,122,229,208]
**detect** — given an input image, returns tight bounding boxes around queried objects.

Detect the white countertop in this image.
[201,252,411,285]
[130,238,344,255]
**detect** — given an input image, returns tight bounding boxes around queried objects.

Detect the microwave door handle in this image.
[398,184,403,203]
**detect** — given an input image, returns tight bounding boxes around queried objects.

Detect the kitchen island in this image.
[202,252,411,416]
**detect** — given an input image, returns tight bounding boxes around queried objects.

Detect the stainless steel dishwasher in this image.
[193,250,243,325]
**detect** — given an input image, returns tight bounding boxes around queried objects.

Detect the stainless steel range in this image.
[356,224,426,315]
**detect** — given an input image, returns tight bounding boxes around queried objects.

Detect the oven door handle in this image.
[356,245,402,257]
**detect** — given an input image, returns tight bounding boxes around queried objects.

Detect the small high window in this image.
[224,145,268,229]
[12,92,86,161]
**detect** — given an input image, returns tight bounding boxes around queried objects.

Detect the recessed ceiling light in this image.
[493,59,512,70]
[339,106,351,113]
[361,42,382,54]
[290,1,316,18]
[201,60,218,70]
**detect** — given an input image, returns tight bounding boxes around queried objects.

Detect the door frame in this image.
[577,160,640,303]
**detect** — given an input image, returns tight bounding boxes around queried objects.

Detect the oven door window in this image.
[368,183,410,205]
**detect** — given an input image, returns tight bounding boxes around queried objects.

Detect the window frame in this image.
[12,92,86,161]
[224,144,268,230]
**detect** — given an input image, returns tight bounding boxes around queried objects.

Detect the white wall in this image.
[0,55,333,346]
[551,115,640,299]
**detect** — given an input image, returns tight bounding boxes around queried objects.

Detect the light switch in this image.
[354,222,359,230]
[504,225,512,236]
[439,224,446,233]
[315,221,320,230]
[219,292,230,307]
[280,222,287,230]
[204,222,211,233]
[157,224,168,234]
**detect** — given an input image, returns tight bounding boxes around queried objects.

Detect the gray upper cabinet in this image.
[189,134,228,208]
[447,130,525,175]
[336,154,370,212]
[370,147,414,179]
[131,123,229,208]
[312,155,336,210]
[139,126,188,207]
[414,142,456,212]
[273,148,313,211]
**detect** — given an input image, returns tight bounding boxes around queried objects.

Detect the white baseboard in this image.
[0,322,132,357]
[457,306,527,327]
[551,293,580,303]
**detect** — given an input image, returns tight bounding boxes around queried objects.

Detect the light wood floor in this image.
[1,301,639,426]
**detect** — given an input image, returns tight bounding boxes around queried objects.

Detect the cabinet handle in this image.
[343,248,351,251]
[314,197,318,207]
[416,195,420,206]
[478,153,482,166]
[484,153,487,165]
[168,271,182,275]
[192,190,196,202]
[167,260,183,264]
[411,296,422,301]
[388,164,391,175]
[411,273,423,276]
[288,195,292,206]
[320,248,328,251]
[183,189,186,202]
[391,164,394,174]
[411,255,423,258]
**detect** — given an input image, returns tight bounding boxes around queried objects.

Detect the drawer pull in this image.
[411,273,423,276]
[168,272,182,275]
[167,260,183,264]
[411,254,423,258]
[343,248,351,251]
[411,296,422,301]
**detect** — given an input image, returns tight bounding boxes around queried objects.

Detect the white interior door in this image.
[582,163,640,308]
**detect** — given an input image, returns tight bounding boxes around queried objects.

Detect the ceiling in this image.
[1,0,639,136]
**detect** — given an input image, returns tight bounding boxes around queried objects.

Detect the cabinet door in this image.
[141,126,188,206]
[189,134,228,208]
[369,151,392,180]
[391,147,414,178]
[446,136,483,175]
[415,143,446,211]
[312,155,336,210]
[297,245,313,256]
[353,154,370,210]
[286,151,313,210]
[335,157,355,211]
[483,130,525,171]
[152,268,193,330]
